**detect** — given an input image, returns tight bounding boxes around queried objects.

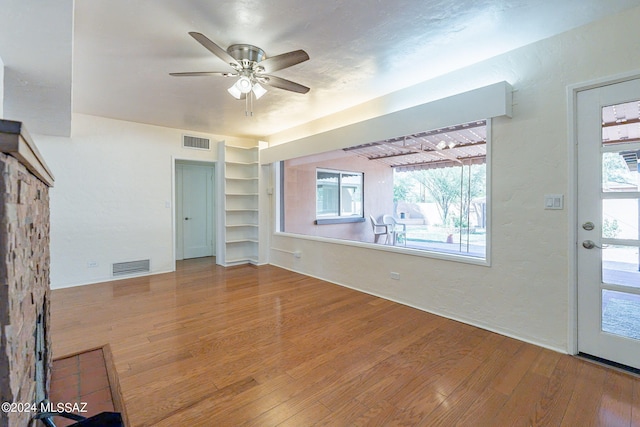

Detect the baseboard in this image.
[269,261,568,355]
[51,268,175,290]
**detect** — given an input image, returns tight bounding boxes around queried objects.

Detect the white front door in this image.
[176,163,215,259]
[577,78,640,370]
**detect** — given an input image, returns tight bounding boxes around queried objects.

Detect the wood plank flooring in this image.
[50,257,640,426]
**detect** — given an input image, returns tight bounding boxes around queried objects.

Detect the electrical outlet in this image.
[390,272,400,280]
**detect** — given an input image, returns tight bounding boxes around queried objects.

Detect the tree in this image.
[393,172,414,202]
[412,168,460,225]
[394,164,486,227]
[456,164,486,228]
[603,218,620,238]
[603,152,635,187]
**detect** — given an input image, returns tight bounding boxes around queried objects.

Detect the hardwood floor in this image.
[51,257,640,426]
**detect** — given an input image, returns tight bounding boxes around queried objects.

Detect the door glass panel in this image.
[602,152,639,192]
[602,245,640,287]
[602,199,639,240]
[602,100,640,145]
[602,289,640,340]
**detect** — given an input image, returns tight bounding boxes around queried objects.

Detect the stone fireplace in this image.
[0,120,54,427]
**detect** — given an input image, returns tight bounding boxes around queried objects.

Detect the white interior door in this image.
[176,163,215,259]
[577,78,640,370]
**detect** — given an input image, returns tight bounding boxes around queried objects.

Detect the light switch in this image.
[544,194,563,210]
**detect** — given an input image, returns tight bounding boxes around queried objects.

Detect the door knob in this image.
[184,217,191,220]
[582,240,601,249]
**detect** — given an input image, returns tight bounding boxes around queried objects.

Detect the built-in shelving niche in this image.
[217,143,259,266]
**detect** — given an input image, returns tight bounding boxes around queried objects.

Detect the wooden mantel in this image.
[0,119,54,187]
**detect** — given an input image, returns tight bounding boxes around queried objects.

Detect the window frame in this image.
[315,168,364,224]
[273,120,492,267]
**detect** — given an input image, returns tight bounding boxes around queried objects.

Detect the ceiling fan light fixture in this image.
[252,82,267,99]
[235,76,253,94]
[172,33,310,115]
[227,84,243,99]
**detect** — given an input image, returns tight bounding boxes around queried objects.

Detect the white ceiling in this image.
[0,0,73,136]
[2,1,640,139]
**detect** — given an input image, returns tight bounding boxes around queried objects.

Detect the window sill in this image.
[315,217,366,225]
[273,231,491,267]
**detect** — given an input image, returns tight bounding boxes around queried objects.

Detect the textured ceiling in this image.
[2,1,640,138]
[0,0,73,136]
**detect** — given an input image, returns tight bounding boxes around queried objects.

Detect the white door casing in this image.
[176,162,215,260]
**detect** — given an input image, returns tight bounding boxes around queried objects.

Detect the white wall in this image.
[265,6,640,353]
[0,54,4,118]
[35,114,255,288]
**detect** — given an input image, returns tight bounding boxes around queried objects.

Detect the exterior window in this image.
[278,119,489,263]
[316,169,363,219]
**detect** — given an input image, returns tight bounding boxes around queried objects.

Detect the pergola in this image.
[343,120,486,171]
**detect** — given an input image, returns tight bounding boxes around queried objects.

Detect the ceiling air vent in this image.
[112,259,150,277]
[183,135,211,150]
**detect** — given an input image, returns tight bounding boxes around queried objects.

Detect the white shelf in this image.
[227,183,258,193]
[226,257,259,265]
[226,160,259,166]
[218,142,260,267]
[226,145,258,151]
[226,211,258,225]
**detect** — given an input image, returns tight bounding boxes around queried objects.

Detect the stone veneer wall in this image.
[0,151,51,427]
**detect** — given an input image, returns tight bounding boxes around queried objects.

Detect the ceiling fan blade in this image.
[260,75,310,94]
[257,50,309,73]
[188,32,240,69]
[169,71,236,77]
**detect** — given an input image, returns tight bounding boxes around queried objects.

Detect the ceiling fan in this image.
[170,32,310,115]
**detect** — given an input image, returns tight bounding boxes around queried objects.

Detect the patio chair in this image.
[383,214,407,246]
[369,215,392,244]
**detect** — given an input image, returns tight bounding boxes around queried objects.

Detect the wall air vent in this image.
[183,135,211,150]
[112,259,150,277]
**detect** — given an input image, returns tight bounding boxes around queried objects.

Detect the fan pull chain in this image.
[245,92,254,117]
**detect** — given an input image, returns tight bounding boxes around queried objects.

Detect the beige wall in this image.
[284,150,393,241]
[264,6,640,353]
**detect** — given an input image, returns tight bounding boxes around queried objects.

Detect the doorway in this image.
[576,78,640,370]
[175,161,215,260]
